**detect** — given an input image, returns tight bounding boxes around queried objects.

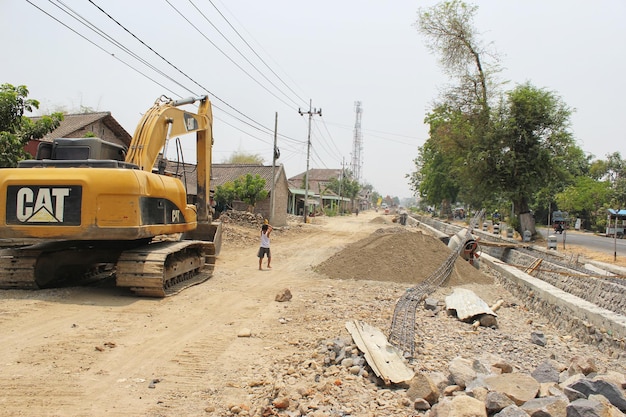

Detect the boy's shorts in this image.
[258,247,271,258]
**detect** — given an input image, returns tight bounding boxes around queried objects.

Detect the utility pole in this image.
[298,100,322,224]
[338,157,344,215]
[270,112,278,224]
[351,101,363,182]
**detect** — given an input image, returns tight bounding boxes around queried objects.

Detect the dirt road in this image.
[1,210,624,417]
[0,211,392,416]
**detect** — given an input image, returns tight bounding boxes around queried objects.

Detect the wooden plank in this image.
[345,320,414,385]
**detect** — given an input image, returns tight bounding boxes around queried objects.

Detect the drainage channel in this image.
[415,214,626,354]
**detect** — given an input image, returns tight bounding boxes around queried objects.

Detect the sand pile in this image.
[314,228,493,286]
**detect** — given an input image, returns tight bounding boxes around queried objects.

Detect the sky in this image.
[1,1,625,199]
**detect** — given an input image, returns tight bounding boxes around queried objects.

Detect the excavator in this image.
[0,95,222,297]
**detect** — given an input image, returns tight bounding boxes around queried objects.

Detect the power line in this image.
[188,0,303,109]
[165,0,299,110]
[206,0,309,108]
[27,1,312,161]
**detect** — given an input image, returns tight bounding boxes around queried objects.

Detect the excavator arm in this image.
[126,95,214,225]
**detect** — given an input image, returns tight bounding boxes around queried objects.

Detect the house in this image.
[25,112,290,225]
[26,112,131,157]
[288,168,351,215]
[162,160,290,227]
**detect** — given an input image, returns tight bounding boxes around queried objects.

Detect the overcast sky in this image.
[2,1,625,199]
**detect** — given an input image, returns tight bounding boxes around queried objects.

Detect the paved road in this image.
[536,226,626,258]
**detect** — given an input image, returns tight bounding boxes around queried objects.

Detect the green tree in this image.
[555,176,611,231]
[0,83,63,167]
[214,181,237,211]
[490,83,582,233]
[214,174,268,212]
[326,174,360,211]
[233,173,268,208]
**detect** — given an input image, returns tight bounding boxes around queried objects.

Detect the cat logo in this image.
[7,185,82,225]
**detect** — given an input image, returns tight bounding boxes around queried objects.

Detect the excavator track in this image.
[0,240,216,297]
[116,240,216,297]
[0,247,41,289]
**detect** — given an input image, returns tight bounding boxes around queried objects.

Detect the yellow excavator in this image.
[0,95,222,297]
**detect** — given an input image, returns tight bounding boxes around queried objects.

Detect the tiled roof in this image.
[33,112,132,147]
[288,168,343,194]
[161,160,285,195]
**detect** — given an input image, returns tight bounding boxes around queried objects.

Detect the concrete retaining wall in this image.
[414,214,626,354]
[481,253,626,354]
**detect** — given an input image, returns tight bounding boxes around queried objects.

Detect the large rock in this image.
[484,373,540,406]
[485,391,515,414]
[567,396,625,417]
[493,405,531,417]
[520,396,568,416]
[566,378,626,411]
[568,356,599,376]
[430,395,487,417]
[449,356,487,389]
[406,372,439,405]
[532,360,561,383]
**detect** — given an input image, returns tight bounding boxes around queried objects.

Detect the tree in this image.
[214,181,237,211]
[413,1,498,213]
[490,83,582,233]
[555,176,611,231]
[224,151,264,164]
[416,0,497,118]
[326,174,360,211]
[0,83,63,167]
[214,173,268,212]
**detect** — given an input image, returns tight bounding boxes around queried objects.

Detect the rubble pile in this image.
[225,332,626,417]
[219,210,266,228]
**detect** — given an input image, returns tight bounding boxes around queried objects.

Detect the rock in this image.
[237,328,252,337]
[595,371,626,390]
[479,314,498,328]
[443,385,462,396]
[485,391,515,414]
[566,378,626,411]
[531,331,547,347]
[538,382,565,398]
[425,297,440,311]
[484,373,540,406]
[428,371,450,392]
[275,288,292,302]
[520,396,568,416]
[449,357,478,389]
[568,356,599,376]
[430,395,487,417]
[272,397,290,409]
[493,404,530,417]
[567,397,624,417]
[414,398,431,411]
[532,360,561,383]
[406,372,439,405]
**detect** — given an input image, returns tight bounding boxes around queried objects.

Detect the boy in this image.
[258,223,272,270]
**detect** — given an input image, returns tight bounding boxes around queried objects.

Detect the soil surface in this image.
[0,210,624,416]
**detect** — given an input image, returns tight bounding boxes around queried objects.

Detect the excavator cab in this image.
[18,138,138,169]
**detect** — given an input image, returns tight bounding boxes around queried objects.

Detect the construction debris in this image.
[345,320,414,385]
[445,288,498,328]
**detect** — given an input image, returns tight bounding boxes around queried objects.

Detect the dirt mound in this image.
[314,229,493,286]
[369,216,389,224]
